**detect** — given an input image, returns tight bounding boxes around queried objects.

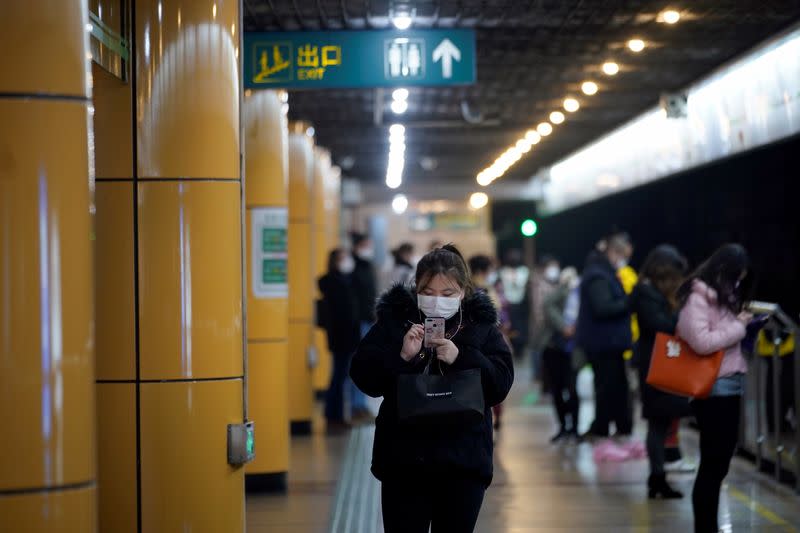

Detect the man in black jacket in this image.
[350,232,378,419]
[576,234,634,438]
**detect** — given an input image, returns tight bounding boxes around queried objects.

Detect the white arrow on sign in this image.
[432,38,461,79]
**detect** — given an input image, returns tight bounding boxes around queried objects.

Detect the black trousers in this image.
[588,352,633,436]
[646,416,671,476]
[692,395,741,533]
[324,351,351,422]
[382,474,485,533]
[543,346,579,432]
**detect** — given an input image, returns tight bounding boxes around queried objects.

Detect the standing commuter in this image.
[531,256,561,388]
[318,248,362,434]
[629,245,690,499]
[350,232,377,421]
[387,242,416,288]
[499,249,531,361]
[542,267,581,441]
[469,254,509,430]
[576,233,634,439]
[675,244,754,533]
[350,244,514,533]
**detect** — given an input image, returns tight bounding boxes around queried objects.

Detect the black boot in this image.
[550,428,570,443]
[648,473,683,499]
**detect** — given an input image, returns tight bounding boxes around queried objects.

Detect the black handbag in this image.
[396,354,485,426]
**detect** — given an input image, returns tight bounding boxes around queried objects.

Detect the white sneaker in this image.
[664,458,697,473]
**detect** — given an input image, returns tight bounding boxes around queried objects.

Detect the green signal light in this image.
[521,219,538,237]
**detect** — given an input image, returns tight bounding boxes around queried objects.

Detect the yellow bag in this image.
[756,330,795,357]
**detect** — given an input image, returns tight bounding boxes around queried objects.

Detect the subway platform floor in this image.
[247,369,800,532]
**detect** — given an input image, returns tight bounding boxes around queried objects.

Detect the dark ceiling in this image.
[243,1,800,187]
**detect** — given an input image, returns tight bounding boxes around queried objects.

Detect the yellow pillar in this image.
[327,166,343,257]
[288,125,315,434]
[0,3,97,532]
[312,149,333,394]
[243,90,290,491]
[92,62,138,533]
[93,1,245,531]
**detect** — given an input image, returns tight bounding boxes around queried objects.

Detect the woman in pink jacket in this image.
[675,244,754,533]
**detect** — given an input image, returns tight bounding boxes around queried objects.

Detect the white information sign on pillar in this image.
[251,207,289,299]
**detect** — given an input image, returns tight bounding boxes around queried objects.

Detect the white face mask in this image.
[544,266,561,283]
[356,247,374,260]
[486,271,498,285]
[417,294,462,319]
[616,259,628,270]
[338,256,355,274]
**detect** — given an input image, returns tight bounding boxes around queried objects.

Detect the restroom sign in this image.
[251,207,288,299]
[385,38,425,80]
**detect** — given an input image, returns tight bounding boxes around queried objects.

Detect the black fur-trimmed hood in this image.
[375,284,498,325]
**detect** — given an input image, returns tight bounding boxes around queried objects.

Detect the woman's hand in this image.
[428,338,460,365]
[400,324,424,361]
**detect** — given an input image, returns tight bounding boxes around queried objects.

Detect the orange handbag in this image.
[646,332,724,399]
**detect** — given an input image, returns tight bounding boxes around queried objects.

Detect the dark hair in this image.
[393,242,414,257]
[607,232,632,254]
[415,243,474,297]
[677,243,754,313]
[639,244,688,307]
[327,248,345,273]
[351,232,369,248]
[539,254,559,267]
[468,254,492,276]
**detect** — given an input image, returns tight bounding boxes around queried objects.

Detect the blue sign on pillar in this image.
[244,29,476,89]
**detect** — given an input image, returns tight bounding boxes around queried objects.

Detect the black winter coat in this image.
[318,272,361,353]
[350,285,514,487]
[576,251,632,355]
[629,282,690,420]
[351,255,378,322]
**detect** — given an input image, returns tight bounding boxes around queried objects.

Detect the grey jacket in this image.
[539,284,570,350]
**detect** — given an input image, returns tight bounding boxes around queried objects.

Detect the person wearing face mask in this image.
[469,254,508,430]
[350,232,378,420]
[675,244,755,533]
[541,267,581,442]
[350,244,514,533]
[576,233,634,440]
[499,249,531,363]
[531,256,562,389]
[318,248,362,434]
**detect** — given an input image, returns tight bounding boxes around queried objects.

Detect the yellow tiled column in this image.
[0,3,97,531]
[288,126,316,434]
[243,90,290,491]
[93,0,245,531]
[312,149,333,394]
[92,59,138,533]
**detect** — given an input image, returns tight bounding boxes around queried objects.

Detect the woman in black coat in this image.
[350,244,514,533]
[629,244,690,499]
[318,248,362,433]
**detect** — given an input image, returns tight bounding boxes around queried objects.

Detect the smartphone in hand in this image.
[424,317,445,348]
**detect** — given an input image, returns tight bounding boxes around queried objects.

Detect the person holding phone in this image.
[350,244,514,533]
[675,244,754,533]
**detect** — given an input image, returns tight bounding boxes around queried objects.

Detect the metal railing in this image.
[744,301,800,492]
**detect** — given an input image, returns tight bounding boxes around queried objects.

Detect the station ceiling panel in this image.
[243,0,800,186]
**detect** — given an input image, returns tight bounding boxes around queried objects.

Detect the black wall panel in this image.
[530,134,799,315]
